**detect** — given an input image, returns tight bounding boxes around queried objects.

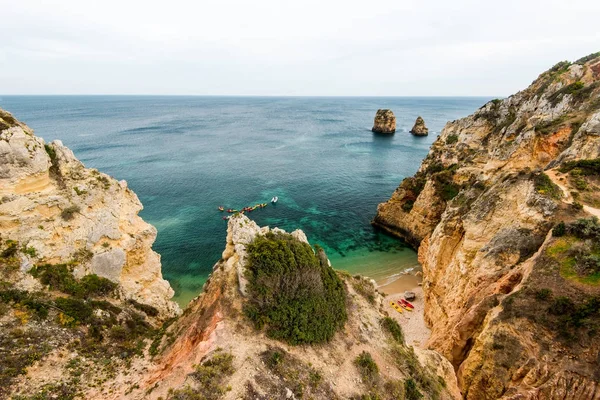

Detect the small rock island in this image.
[372,109,396,134]
[410,116,428,136]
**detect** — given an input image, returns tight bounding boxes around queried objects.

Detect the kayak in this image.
[397,301,412,311]
[390,301,403,314]
[227,209,238,213]
[400,299,414,309]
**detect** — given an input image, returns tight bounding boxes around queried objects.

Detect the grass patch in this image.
[243,232,347,345]
[559,158,600,176]
[533,172,562,199]
[381,317,404,344]
[351,275,376,304]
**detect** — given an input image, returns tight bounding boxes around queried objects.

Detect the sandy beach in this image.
[377,273,430,349]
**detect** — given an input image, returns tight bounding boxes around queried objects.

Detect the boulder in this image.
[404,291,416,301]
[372,109,396,134]
[410,116,429,136]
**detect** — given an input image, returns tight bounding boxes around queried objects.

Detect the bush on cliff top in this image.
[244,232,347,345]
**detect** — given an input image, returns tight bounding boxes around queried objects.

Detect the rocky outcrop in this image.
[410,116,429,136]
[93,214,462,399]
[372,109,396,134]
[374,53,600,398]
[0,108,180,318]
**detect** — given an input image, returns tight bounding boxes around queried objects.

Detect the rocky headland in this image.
[410,116,429,136]
[0,108,458,399]
[372,109,396,134]
[374,52,600,399]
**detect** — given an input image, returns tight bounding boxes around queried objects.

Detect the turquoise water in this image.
[0,96,489,305]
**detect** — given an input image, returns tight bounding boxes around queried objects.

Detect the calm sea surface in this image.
[0,96,489,305]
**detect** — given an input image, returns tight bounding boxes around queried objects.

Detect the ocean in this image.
[0,96,490,305]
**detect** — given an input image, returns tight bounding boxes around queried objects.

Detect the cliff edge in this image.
[374,52,600,399]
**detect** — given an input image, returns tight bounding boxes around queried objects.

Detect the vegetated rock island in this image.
[372,109,396,134]
[410,116,429,136]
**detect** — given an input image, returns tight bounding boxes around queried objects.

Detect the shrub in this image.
[549,296,575,316]
[572,202,584,210]
[567,217,600,239]
[575,52,600,65]
[445,134,458,145]
[54,297,94,324]
[244,232,347,345]
[1,240,19,258]
[533,173,562,199]
[30,264,117,298]
[61,205,80,221]
[404,378,423,400]
[128,299,159,317]
[354,352,379,385]
[167,351,235,400]
[553,222,566,237]
[44,144,57,163]
[381,317,404,344]
[559,158,600,175]
[534,288,553,301]
[21,245,37,258]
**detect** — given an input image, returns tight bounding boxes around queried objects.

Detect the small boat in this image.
[390,301,403,314]
[218,206,224,212]
[400,299,414,309]
[222,216,230,220]
[227,209,238,213]
[397,300,412,311]
[271,196,278,204]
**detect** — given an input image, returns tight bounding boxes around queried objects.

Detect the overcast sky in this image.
[1,0,599,96]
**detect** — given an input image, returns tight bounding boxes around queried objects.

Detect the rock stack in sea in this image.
[372,109,396,134]
[410,116,428,136]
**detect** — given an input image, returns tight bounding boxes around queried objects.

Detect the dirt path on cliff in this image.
[547,168,600,218]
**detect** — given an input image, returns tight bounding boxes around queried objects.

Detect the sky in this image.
[1,0,599,96]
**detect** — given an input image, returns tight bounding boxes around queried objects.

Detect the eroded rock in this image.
[372,109,396,134]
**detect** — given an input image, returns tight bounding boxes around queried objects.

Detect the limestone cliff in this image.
[374,53,600,399]
[0,107,180,318]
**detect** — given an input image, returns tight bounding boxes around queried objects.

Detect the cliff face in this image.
[111,214,461,400]
[374,53,600,399]
[0,108,180,318]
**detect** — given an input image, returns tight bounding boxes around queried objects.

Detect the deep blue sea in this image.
[0,96,489,305]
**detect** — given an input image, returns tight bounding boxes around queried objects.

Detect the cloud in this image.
[1,0,599,95]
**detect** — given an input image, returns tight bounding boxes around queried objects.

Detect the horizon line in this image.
[0,94,500,98]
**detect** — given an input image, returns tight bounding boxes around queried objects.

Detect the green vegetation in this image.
[351,275,376,304]
[534,288,553,301]
[258,347,332,399]
[381,317,404,344]
[445,134,458,145]
[354,351,379,386]
[21,245,37,258]
[534,115,569,135]
[167,351,234,400]
[399,175,427,212]
[128,299,159,317]
[73,187,87,196]
[548,81,589,106]
[44,144,57,163]
[30,263,117,298]
[60,205,80,221]
[575,52,600,65]
[547,218,600,285]
[533,172,562,199]
[391,345,443,399]
[243,232,347,345]
[559,158,600,175]
[405,378,424,400]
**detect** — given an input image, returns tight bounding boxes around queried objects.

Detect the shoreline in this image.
[377,270,430,349]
